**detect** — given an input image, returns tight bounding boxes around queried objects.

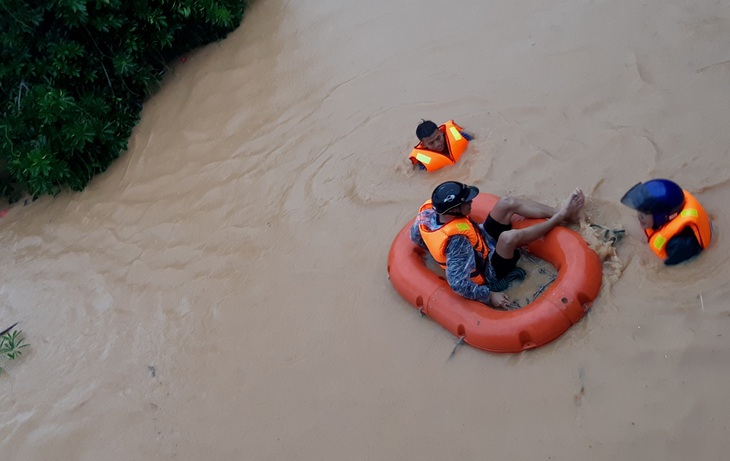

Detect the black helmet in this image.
[432,181,479,214]
[620,179,685,227]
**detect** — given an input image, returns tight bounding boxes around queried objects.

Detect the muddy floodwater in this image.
[2,0,730,459]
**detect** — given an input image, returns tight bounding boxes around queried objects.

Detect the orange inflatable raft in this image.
[387,193,603,353]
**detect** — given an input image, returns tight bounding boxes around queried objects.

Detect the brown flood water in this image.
[2,0,730,459]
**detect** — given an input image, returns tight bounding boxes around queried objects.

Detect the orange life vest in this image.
[644,191,712,260]
[417,201,490,284]
[409,120,469,172]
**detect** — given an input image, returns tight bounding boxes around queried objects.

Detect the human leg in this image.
[487,195,557,227]
[486,191,585,231]
[491,250,521,279]
[493,189,585,262]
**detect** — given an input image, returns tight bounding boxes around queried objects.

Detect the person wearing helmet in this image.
[410,181,585,309]
[621,179,712,265]
[409,120,474,172]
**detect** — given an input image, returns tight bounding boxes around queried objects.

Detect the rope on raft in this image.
[589,223,626,244]
[448,335,465,360]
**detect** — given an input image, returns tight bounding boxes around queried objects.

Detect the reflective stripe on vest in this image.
[448,125,463,142]
[414,152,434,166]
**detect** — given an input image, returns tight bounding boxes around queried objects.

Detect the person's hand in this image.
[412,161,426,171]
[488,292,518,310]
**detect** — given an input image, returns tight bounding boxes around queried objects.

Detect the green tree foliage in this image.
[0,0,245,200]
[0,327,28,373]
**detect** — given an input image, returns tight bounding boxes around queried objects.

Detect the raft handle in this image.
[577,292,592,312]
[519,331,536,350]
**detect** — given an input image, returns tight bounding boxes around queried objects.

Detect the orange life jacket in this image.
[409,120,469,172]
[644,191,712,260]
[417,201,490,284]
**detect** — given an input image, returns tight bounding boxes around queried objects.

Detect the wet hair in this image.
[416,120,439,140]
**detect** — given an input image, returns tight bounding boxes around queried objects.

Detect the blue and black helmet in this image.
[621,179,685,227]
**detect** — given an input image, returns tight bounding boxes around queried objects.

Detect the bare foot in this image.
[555,189,585,222]
[566,189,587,223]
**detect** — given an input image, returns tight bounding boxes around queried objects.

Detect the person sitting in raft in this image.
[620,179,712,265]
[410,181,585,309]
[410,120,474,172]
